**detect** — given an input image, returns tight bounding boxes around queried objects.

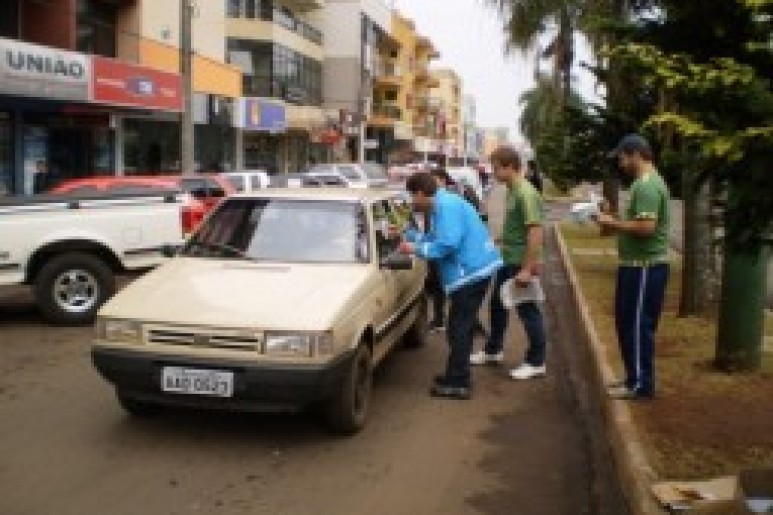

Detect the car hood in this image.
[100,258,373,330]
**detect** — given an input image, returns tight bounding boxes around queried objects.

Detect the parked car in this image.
[307,163,389,189]
[92,188,428,433]
[49,174,235,234]
[0,190,184,324]
[221,170,270,193]
[268,173,326,188]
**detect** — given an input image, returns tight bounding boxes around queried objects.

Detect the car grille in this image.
[145,327,262,352]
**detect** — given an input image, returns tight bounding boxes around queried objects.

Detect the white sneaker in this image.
[470,350,504,366]
[509,363,547,380]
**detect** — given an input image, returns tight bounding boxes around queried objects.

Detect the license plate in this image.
[161,367,234,397]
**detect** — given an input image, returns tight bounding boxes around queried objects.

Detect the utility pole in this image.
[180,0,195,175]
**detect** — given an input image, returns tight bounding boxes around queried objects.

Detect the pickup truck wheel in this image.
[403,294,429,349]
[325,344,373,434]
[117,391,160,418]
[34,252,115,325]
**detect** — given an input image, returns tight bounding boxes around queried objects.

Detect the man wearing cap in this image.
[596,134,671,400]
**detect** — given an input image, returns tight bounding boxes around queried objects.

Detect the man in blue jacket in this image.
[399,172,503,399]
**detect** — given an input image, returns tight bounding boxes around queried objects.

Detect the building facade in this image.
[310,0,393,163]
[0,0,245,196]
[226,0,329,174]
[428,68,462,160]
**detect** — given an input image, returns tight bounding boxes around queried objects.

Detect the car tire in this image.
[34,252,115,325]
[325,343,373,434]
[117,391,160,418]
[403,294,429,349]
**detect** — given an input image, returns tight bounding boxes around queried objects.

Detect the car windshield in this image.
[182,198,369,264]
[337,165,362,181]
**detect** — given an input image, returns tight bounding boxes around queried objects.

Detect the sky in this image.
[392,0,599,146]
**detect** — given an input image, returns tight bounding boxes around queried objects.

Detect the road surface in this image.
[0,202,627,515]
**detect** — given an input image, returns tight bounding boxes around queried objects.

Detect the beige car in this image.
[92,189,427,433]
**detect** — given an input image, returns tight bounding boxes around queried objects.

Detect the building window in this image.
[76,0,117,57]
[228,40,322,106]
[227,0,272,20]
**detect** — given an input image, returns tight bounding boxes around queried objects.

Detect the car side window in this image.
[250,175,263,190]
[371,200,400,259]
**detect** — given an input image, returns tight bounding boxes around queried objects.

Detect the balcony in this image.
[282,0,325,13]
[414,69,440,88]
[416,35,440,59]
[373,62,402,88]
[228,5,323,46]
[415,96,443,111]
[370,102,402,127]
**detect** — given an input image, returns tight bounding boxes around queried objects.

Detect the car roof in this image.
[231,188,400,203]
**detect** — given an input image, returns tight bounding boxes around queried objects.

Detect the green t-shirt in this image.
[618,171,671,263]
[501,179,544,265]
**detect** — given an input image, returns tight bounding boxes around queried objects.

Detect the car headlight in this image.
[96,319,143,344]
[264,332,334,358]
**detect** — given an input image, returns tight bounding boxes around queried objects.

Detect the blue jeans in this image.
[615,264,669,396]
[486,265,547,366]
[445,277,490,387]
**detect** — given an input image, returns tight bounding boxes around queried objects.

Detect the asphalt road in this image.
[0,202,627,515]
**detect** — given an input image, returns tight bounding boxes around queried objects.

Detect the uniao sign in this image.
[0,37,90,101]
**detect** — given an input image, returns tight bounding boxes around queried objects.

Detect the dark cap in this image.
[609,134,651,158]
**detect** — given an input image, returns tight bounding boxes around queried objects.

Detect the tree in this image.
[606,0,773,370]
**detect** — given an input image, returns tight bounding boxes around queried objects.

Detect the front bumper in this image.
[92,346,354,412]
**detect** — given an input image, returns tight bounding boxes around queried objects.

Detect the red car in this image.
[48,175,235,234]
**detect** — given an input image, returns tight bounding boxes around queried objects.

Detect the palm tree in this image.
[487,0,579,105]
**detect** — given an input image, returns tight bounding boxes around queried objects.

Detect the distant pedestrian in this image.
[595,134,671,400]
[471,145,548,381]
[400,172,503,399]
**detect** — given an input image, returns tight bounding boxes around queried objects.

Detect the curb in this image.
[554,225,664,515]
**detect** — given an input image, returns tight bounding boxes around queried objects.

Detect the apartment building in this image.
[462,95,482,161]
[226,0,329,174]
[429,68,463,159]
[366,11,442,165]
[309,0,394,162]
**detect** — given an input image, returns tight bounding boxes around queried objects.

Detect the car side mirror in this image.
[380,252,413,271]
[162,244,180,258]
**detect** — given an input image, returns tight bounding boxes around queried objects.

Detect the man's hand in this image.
[398,241,415,255]
[514,268,532,287]
[595,212,617,229]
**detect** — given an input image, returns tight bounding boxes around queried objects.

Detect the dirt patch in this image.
[560,223,773,480]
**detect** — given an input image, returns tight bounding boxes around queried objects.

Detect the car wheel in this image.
[325,343,373,434]
[34,252,115,325]
[403,294,429,349]
[117,391,160,418]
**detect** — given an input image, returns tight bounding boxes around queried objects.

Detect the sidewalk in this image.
[555,222,773,513]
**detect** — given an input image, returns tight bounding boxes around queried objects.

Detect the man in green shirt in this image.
[471,146,548,381]
[596,134,671,400]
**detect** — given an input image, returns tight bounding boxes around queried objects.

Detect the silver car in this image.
[307,163,389,189]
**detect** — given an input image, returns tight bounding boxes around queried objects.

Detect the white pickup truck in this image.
[0,191,185,325]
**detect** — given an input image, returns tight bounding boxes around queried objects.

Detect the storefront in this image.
[237,98,286,174]
[0,36,108,194]
[0,37,188,194]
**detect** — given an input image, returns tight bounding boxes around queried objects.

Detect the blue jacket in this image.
[405,188,503,293]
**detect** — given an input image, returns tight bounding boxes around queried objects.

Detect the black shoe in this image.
[429,321,446,332]
[430,383,471,400]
